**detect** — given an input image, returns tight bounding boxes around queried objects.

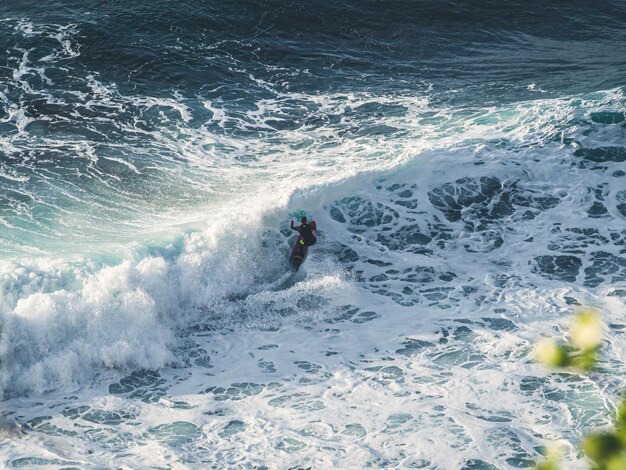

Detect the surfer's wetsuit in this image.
[289,219,317,270]
[293,223,317,246]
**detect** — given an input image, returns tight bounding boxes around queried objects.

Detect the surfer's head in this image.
[301,216,307,224]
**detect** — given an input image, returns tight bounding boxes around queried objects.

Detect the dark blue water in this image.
[3,1,626,98]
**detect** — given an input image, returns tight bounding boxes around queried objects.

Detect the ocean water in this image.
[1,1,625,468]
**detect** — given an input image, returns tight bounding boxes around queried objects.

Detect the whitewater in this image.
[1,1,626,468]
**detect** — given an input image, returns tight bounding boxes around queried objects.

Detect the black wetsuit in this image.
[296,223,317,246]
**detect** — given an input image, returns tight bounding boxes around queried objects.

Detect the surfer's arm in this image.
[290,221,297,231]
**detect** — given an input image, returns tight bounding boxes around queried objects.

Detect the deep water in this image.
[1,1,625,468]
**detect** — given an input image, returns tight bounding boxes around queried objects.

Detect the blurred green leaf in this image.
[605,453,626,470]
[570,348,599,371]
[583,433,623,465]
[536,461,559,470]
[571,308,604,350]
[616,401,626,431]
[536,339,568,368]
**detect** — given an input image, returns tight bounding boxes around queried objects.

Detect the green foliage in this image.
[535,447,563,470]
[535,308,603,371]
[569,345,600,371]
[582,433,623,466]
[534,308,626,470]
[617,401,626,431]
[536,460,560,470]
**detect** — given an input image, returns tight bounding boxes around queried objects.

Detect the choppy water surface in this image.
[1,1,625,468]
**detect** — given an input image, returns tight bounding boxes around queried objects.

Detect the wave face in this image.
[1,1,625,468]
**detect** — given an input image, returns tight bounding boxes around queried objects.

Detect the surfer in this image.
[289,216,317,270]
[290,216,317,247]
